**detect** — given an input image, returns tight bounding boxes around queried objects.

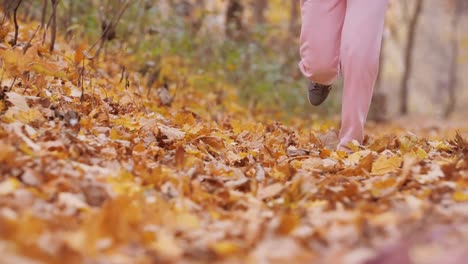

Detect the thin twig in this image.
[119,66,126,84]
[9,77,17,92]
[100,86,109,101]
[87,0,132,58]
[42,6,54,45]
[80,57,85,102]
[23,25,40,54]
[0,66,4,89]
[22,71,30,95]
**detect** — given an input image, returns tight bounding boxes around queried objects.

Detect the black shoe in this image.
[307,82,332,106]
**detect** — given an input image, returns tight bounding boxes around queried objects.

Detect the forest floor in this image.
[1,21,468,264]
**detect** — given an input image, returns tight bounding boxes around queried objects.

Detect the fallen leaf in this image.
[210,241,239,256]
[0,178,20,196]
[159,125,186,140]
[258,183,284,200]
[6,92,30,112]
[371,155,402,175]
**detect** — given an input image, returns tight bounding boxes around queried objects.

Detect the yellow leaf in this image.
[175,212,200,230]
[0,178,20,196]
[290,160,302,170]
[399,135,417,154]
[348,140,361,152]
[373,177,397,190]
[108,171,141,195]
[371,155,402,175]
[31,62,65,78]
[19,142,36,156]
[210,241,239,255]
[133,143,146,153]
[174,111,196,126]
[453,190,468,202]
[10,109,42,124]
[231,119,243,134]
[415,148,428,160]
[346,152,362,165]
[109,128,122,140]
[113,116,141,131]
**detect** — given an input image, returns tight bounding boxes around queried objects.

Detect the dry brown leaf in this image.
[6,92,30,112]
[159,125,186,140]
[258,183,284,200]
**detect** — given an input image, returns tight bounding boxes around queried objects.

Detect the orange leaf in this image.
[74,44,86,64]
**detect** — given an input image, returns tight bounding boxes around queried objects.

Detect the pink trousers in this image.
[299,0,388,149]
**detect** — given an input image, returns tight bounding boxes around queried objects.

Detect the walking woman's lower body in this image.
[298,0,389,150]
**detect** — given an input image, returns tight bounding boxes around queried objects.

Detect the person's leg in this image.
[338,0,388,149]
[299,0,346,85]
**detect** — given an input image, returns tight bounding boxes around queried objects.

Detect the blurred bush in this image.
[5,0,341,121]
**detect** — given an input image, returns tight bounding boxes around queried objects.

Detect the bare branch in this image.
[12,0,24,46]
[49,0,59,52]
[88,0,132,59]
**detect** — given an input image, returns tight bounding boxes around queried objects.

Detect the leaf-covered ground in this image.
[1,21,468,264]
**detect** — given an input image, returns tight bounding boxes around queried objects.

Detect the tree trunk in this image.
[289,0,299,35]
[369,37,388,122]
[399,0,423,115]
[65,0,74,39]
[444,0,462,118]
[191,0,206,36]
[49,0,58,52]
[40,0,48,28]
[225,0,244,39]
[253,0,267,25]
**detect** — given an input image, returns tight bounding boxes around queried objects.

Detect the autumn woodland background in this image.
[3,0,468,119]
[0,0,468,263]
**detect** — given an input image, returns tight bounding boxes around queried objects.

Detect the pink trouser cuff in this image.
[298,60,337,86]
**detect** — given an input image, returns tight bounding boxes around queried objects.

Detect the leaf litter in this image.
[0,20,468,264]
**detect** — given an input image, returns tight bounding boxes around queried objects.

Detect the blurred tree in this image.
[191,0,207,35]
[444,0,468,118]
[49,0,58,52]
[225,0,244,39]
[167,0,208,36]
[40,0,47,28]
[369,38,388,123]
[1,0,23,46]
[1,0,15,20]
[252,0,267,25]
[91,0,131,57]
[289,0,299,35]
[169,0,192,17]
[400,0,424,115]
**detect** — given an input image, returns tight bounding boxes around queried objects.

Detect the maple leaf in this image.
[450,131,468,153]
[371,155,403,175]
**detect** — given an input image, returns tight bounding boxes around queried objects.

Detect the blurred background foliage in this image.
[2,0,468,122]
